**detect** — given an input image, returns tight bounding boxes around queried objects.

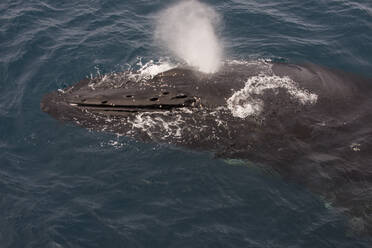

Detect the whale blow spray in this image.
[155,0,223,73]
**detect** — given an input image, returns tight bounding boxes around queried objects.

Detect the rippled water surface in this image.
[1,0,372,247]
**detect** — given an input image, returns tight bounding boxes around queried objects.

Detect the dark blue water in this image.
[1,0,372,247]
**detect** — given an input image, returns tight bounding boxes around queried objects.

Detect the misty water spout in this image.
[155,0,223,73]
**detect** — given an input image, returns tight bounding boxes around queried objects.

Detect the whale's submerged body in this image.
[41,61,372,235]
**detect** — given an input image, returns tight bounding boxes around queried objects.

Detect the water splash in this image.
[136,58,177,79]
[227,75,318,118]
[155,0,223,73]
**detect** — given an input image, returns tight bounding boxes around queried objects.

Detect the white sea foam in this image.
[85,58,175,89]
[155,0,223,73]
[129,113,158,137]
[136,59,177,79]
[227,75,318,118]
[225,58,272,66]
[127,112,185,140]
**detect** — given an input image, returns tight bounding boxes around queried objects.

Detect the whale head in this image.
[41,61,370,159]
[41,60,372,235]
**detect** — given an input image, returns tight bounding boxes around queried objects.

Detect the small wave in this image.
[84,57,178,89]
[136,58,177,79]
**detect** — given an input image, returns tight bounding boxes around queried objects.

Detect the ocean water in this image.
[1,0,372,247]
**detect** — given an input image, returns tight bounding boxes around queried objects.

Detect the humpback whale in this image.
[41,61,372,235]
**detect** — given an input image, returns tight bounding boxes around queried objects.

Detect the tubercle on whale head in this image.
[40,68,208,121]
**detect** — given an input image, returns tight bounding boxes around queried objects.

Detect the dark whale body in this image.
[41,61,372,235]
